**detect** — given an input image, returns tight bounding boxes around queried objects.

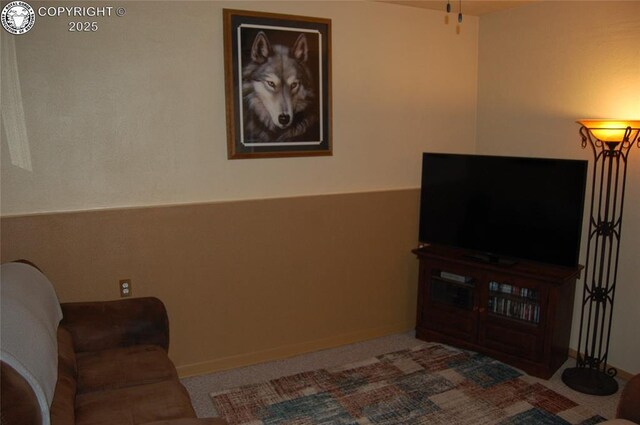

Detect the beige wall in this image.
[1,2,479,374]
[1,1,479,215]
[477,1,640,374]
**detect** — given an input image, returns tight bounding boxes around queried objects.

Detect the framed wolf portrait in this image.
[223,9,332,159]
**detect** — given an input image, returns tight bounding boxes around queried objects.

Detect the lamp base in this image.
[561,367,618,396]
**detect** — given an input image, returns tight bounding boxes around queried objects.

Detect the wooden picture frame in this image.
[223,9,332,159]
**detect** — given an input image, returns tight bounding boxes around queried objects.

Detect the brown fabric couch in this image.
[1,262,226,425]
[618,374,640,423]
[603,373,640,424]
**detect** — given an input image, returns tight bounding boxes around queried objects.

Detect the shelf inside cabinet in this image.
[488,281,539,300]
[487,312,540,327]
[430,277,474,311]
[487,294,541,324]
[432,275,475,288]
[487,280,540,324]
[432,270,475,287]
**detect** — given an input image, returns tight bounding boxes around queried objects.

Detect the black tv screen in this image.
[418,153,588,267]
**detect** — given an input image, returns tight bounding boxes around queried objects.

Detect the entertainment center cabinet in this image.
[413,244,583,379]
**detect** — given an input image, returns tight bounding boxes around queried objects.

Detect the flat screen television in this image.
[418,153,588,267]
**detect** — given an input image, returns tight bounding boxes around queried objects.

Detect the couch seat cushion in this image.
[76,345,176,393]
[75,380,196,425]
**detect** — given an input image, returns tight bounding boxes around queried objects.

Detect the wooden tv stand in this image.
[413,245,582,379]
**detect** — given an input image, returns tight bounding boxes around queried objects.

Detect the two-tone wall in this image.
[1,1,479,374]
[0,190,423,375]
[4,0,637,377]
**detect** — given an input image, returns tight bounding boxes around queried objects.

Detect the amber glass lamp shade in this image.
[577,119,640,143]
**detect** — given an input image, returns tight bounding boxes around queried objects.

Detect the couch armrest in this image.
[61,297,169,353]
[617,374,640,423]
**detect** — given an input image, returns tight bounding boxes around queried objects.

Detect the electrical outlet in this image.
[119,279,132,297]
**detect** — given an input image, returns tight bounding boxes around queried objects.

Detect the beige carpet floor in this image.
[181,332,625,420]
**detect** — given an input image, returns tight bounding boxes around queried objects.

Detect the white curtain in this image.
[1,33,32,171]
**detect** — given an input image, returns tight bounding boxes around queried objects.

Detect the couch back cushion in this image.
[61,298,170,353]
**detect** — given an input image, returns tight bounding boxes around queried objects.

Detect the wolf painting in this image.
[241,31,319,143]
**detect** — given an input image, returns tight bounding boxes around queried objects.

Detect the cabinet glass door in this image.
[430,270,475,310]
[420,266,478,342]
[487,281,540,324]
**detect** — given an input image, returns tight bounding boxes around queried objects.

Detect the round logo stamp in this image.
[1,1,35,35]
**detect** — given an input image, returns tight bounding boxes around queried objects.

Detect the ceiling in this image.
[381,1,539,16]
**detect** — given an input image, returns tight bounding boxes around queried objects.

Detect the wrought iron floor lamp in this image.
[562,120,640,396]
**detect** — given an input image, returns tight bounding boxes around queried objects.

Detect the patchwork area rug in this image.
[209,343,605,425]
